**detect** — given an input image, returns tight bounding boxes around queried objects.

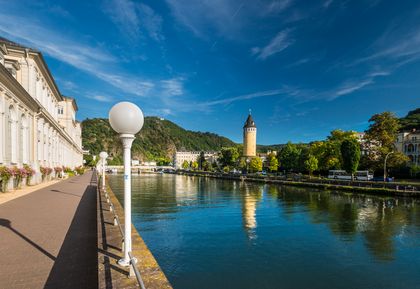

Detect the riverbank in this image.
[177,171,420,197]
[98,176,172,289]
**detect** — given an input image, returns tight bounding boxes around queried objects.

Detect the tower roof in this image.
[243,113,256,128]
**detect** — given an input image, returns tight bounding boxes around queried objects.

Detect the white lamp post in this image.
[99,151,108,191]
[109,102,144,267]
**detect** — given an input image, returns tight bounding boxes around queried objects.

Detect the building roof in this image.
[0,36,64,101]
[243,113,256,128]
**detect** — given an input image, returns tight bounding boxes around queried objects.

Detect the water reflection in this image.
[266,185,420,261]
[109,174,420,289]
[239,182,262,239]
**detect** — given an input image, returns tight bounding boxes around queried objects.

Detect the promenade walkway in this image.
[0,171,98,289]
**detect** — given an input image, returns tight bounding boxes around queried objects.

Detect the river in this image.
[108,174,420,289]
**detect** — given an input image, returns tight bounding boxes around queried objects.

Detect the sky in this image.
[1,0,420,144]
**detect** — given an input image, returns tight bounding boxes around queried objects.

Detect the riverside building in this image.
[173,151,218,169]
[0,37,83,187]
[395,129,420,165]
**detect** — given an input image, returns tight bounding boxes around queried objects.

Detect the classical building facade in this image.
[0,37,83,185]
[173,151,218,169]
[243,113,257,157]
[395,130,420,165]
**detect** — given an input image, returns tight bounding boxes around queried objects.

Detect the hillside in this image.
[400,108,420,131]
[81,117,236,162]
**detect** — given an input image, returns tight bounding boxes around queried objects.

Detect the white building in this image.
[396,130,420,165]
[173,151,218,169]
[0,37,83,186]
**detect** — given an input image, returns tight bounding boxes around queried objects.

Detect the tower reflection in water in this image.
[240,182,262,239]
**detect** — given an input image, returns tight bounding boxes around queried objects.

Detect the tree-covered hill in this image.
[399,108,420,131]
[81,117,236,162]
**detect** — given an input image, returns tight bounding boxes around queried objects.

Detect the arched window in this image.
[9,105,17,163]
[21,114,29,164]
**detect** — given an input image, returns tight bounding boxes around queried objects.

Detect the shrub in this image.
[0,166,13,192]
[75,166,85,175]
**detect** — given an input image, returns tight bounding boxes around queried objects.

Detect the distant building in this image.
[395,129,420,165]
[173,151,218,169]
[243,112,257,157]
[0,37,83,186]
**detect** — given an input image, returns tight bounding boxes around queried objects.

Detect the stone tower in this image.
[243,112,257,157]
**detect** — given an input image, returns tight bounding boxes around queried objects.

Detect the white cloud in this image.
[103,0,163,42]
[252,29,294,60]
[87,95,114,102]
[200,87,295,107]
[0,13,176,98]
[166,0,294,40]
[160,78,184,96]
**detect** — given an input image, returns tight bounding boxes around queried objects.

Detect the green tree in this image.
[83,154,97,167]
[364,111,406,171]
[278,142,301,171]
[219,147,239,168]
[249,157,263,173]
[191,161,199,170]
[340,139,361,181]
[239,158,247,171]
[198,151,206,170]
[304,155,318,178]
[268,155,279,172]
[182,160,189,169]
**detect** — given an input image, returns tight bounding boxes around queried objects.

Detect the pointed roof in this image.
[243,113,256,128]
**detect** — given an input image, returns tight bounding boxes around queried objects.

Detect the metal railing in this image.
[101,177,146,289]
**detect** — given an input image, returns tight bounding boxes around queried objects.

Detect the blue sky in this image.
[1,0,420,144]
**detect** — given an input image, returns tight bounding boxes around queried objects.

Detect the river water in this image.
[108,174,420,289]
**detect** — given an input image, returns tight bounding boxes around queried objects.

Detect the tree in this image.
[365,112,400,148]
[197,151,206,170]
[249,157,263,173]
[268,155,279,172]
[363,111,406,171]
[340,139,360,181]
[191,161,199,170]
[278,142,301,171]
[182,160,189,169]
[219,147,239,168]
[304,155,318,178]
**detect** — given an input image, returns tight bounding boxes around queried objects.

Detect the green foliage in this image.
[399,108,420,131]
[219,147,240,168]
[278,142,301,171]
[182,160,189,169]
[249,157,263,173]
[410,165,420,178]
[365,112,400,148]
[309,130,357,172]
[108,156,123,165]
[83,154,97,167]
[363,111,404,171]
[340,139,360,177]
[304,155,318,176]
[191,161,199,170]
[268,155,279,172]
[197,151,206,170]
[82,117,235,162]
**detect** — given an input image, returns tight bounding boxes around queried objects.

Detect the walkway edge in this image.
[97,174,173,289]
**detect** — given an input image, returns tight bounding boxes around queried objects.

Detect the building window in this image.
[58,106,64,115]
[9,106,17,163]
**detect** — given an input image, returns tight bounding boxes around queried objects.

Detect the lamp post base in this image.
[118,256,137,267]
[118,258,130,267]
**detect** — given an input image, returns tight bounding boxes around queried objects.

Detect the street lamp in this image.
[109,102,144,267]
[246,158,250,174]
[384,151,394,182]
[99,151,108,191]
